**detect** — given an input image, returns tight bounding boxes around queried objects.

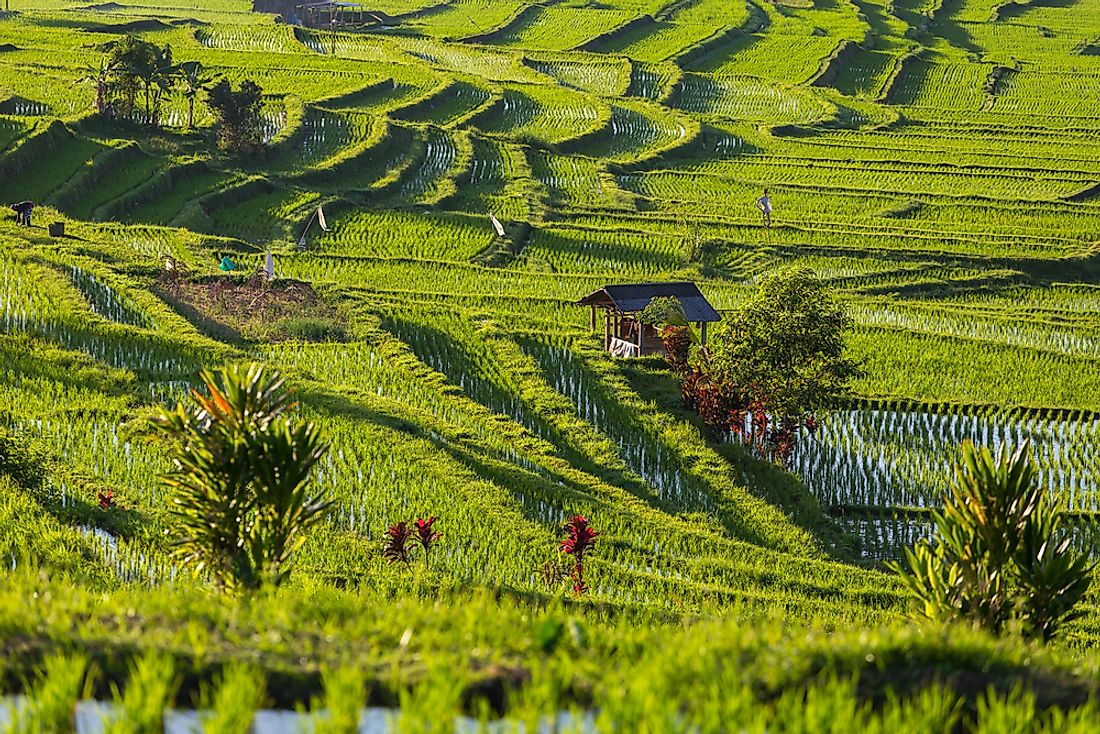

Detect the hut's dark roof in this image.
[298,1,363,8]
[576,281,720,322]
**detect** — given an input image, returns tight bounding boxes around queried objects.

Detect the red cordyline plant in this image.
[661,326,692,374]
[383,517,442,569]
[560,515,598,596]
[414,516,441,568]
[97,490,117,511]
[382,521,415,566]
[684,371,747,439]
[704,387,821,466]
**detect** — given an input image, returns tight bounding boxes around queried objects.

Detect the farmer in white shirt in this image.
[756,189,772,229]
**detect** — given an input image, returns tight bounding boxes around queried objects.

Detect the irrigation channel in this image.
[792,407,1100,560]
[0,699,596,733]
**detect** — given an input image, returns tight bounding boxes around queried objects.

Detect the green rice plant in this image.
[887,59,993,109]
[395,652,467,734]
[525,53,632,96]
[794,403,1100,522]
[2,654,88,734]
[264,107,370,173]
[471,84,609,145]
[529,152,630,209]
[199,663,265,734]
[309,208,493,261]
[102,653,178,734]
[491,6,638,52]
[395,79,493,127]
[626,61,680,100]
[970,684,1036,734]
[699,35,844,85]
[117,166,239,227]
[572,99,696,163]
[2,127,109,203]
[294,28,394,61]
[830,47,898,98]
[520,224,679,275]
[398,127,460,202]
[195,24,304,55]
[672,74,829,122]
[409,0,528,40]
[391,36,543,84]
[311,666,367,734]
[592,0,753,63]
[447,136,532,221]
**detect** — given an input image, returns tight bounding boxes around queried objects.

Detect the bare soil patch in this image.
[156,271,347,344]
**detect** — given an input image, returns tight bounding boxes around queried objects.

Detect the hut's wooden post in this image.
[636,315,643,353]
[590,305,596,331]
[700,322,707,346]
[603,310,610,349]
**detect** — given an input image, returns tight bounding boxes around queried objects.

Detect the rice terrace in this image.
[2,0,1100,729]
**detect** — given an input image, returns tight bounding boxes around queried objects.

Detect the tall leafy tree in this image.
[152,363,331,592]
[145,42,176,128]
[674,267,857,459]
[97,35,180,126]
[206,78,264,153]
[104,34,154,120]
[706,266,858,441]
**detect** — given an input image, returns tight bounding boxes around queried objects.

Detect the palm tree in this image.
[102,35,148,121]
[114,39,175,128]
[177,60,209,130]
[146,43,176,128]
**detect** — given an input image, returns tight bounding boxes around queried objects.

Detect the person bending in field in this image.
[756,189,772,229]
[10,201,34,227]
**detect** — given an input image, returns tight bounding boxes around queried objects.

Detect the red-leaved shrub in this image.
[560,515,598,596]
[661,326,692,374]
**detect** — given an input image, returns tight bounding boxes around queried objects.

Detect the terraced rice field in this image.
[2,0,1100,726]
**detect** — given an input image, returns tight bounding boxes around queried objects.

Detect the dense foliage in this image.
[680,268,857,462]
[152,363,330,591]
[890,442,1094,641]
[708,268,856,421]
[1,0,1100,726]
[206,78,265,153]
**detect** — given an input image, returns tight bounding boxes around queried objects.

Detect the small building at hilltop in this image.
[295,1,376,29]
[576,281,720,358]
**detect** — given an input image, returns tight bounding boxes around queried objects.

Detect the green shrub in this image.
[152,363,331,592]
[888,441,1093,642]
[3,654,88,734]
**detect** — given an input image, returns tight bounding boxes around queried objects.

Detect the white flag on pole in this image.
[263,251,275,281]
[489,213,505,238]
[317,205,329,231]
